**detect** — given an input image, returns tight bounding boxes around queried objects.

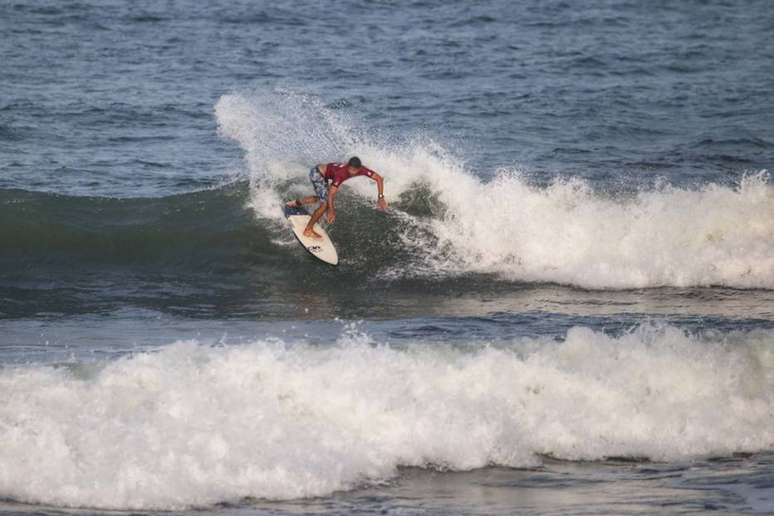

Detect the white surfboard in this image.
[283,205,339,265]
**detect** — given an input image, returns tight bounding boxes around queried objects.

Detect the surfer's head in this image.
[347,156,362,175]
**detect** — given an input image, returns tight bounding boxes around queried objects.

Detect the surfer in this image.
[285,157,387,239]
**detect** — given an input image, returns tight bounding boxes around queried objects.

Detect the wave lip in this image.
[1,325,773,510]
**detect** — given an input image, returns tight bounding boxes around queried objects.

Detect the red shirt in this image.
[322,162,375,188]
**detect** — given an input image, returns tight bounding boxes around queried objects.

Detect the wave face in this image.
[1,325,773,509]
[0,185,255,267]
[215,91,774,289]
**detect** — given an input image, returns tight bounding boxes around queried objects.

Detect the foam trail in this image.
[215,91,774,289]
[1,325,774,509]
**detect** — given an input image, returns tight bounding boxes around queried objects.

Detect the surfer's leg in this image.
[310,167,328,202]
[304,203,325,239]
[286,196,318,207]
[289,168,328,208]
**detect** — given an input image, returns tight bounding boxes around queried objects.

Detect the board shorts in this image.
[309,166,327,202]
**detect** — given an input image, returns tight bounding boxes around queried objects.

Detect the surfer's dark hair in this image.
[348,156,362,168]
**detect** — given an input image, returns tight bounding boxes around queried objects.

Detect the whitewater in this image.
[216,92,774,290]
[2,324,773,510]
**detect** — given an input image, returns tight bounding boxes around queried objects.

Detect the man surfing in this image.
[285,157,387,239]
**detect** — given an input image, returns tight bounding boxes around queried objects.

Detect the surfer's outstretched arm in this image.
[371,172,388,210]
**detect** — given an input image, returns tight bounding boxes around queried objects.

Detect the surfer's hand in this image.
[326,209,336,224]
[376,197,388,211]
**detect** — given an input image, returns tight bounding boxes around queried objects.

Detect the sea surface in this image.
[1,0,774,514]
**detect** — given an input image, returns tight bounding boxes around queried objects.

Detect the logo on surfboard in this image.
[307,245,322,253]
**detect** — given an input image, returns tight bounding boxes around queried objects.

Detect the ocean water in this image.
[1,0,774,514]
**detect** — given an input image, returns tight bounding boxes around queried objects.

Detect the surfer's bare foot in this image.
[303,227,322,239]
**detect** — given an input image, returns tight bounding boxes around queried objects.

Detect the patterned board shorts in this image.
[309,166,327,201]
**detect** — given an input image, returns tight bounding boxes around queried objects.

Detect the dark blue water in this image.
[3,0,773,195]
[1,1,773,514]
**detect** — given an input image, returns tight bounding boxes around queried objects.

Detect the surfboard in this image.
[283,205,339,266]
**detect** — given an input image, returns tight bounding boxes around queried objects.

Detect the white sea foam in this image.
[1,326,774,509]
[215,91,774,289]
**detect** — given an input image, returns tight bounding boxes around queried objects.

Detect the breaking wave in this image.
[215,90,774,289]
[1,324,773,509]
